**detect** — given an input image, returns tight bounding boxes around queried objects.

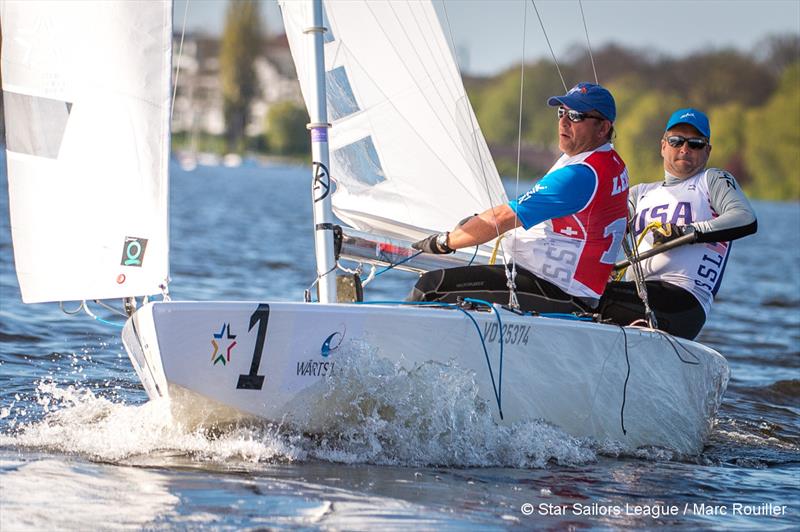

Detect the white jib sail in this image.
[280,0,507,241]
[1,0,172,303]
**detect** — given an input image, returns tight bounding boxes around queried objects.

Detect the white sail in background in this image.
[280,0,507,241]
[1,0,172,303]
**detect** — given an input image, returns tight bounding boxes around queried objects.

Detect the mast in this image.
[306,0,336,303]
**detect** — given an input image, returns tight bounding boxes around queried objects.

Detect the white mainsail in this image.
[279,0,507,241]
[1,0,172,303]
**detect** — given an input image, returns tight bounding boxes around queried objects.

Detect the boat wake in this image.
[0,342,602,468]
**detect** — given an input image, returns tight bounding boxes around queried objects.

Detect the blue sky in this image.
[176,0,800,76]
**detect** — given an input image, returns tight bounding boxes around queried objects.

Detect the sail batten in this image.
[1,0,172,303]
[280,0,507,241]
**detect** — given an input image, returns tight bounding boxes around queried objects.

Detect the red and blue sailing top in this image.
[506,143,629,299]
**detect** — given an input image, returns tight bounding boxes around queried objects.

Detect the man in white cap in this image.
[411,82,629,313]
[599,108,757,339]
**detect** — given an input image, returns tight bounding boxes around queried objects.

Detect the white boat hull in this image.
[123,301,729,455]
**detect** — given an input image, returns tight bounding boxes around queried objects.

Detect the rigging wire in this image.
[373,250,424,277]
[442,0,522,307]
[171,0,191,120]
[59,301,85,316]
[530,0,568,92]
[440,1,508,244]
[625,242,657,329]
[623,215,658,329]
[93,299,129,317]
[503,0,531,310]
[304,263,338,303]
[578,0,599,84]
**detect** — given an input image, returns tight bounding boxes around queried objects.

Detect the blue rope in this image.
[355,299,504,419]
[91,316,125,328]
[467,245,478,266]
[373,250,424,277]
[463,298,505,415]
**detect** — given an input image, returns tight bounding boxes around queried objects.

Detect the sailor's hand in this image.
[412,232,455,254]
[652,223,697,247]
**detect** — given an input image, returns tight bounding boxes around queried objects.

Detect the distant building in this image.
[171,33,302,138]
[249,34,303,136]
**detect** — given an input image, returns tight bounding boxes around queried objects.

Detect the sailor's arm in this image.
[450,163,597,248]
[413,164,596,253]
[691,169,758,242]
[446,205,519,249]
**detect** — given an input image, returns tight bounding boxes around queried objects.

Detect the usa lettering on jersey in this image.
[629,170,731,314]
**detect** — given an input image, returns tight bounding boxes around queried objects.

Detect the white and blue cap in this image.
[665,108,711,139]
[547,82,616,122]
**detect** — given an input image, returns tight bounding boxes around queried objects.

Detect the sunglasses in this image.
[665,135,709,150]
[558,107,604,123]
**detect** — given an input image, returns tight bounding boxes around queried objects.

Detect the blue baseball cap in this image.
[665,108,711,139]
[547,82,616,122]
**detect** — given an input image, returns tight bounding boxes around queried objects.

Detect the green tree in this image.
[604,73,650,127]
[265,101,310,156]
[757,34,800,76]
[707,102,749,186]
[658,50,775,109]
[475,60,565,148]
[474,67,526,146]
[614,91,682,185]
[744,62,800,200]
[220,0,262,153]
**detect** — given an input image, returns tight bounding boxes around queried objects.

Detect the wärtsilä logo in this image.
[680,112,696,119]
[320,325,345,357]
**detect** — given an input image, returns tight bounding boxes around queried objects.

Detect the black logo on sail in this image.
[121,237,148,267]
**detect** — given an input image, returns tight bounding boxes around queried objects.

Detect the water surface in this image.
[1,158,798,529]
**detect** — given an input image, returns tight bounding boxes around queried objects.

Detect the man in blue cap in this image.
[599,108,758,339]
[411,82,629,313]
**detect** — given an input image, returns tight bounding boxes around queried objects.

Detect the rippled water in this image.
[1,155,798,529]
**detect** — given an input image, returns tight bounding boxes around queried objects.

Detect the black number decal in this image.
[237,304,269,390]
[701,253,723,267]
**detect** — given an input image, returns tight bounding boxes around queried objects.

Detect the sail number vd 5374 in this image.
[483,323,530,345]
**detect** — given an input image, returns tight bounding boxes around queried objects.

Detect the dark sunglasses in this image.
[665,135,709,150]
[558,107,604,123]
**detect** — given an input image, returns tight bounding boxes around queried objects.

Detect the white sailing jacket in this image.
[627,170,732,314]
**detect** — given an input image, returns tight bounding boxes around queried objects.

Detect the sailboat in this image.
[1,0,729,455]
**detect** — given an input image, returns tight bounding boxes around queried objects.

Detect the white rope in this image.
[171,0,191,120]
[438,1,518,286]
[440,1,513,253]
[623,218,658,328]
[94,299,129,317]
[578,0,599,84]
[505,0,532,310]
[59,301,84,316]
[514,0,528,207]
[530,0,568,92]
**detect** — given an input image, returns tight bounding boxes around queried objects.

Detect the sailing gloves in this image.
[412,232,455,254]
[652,223,699,247]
